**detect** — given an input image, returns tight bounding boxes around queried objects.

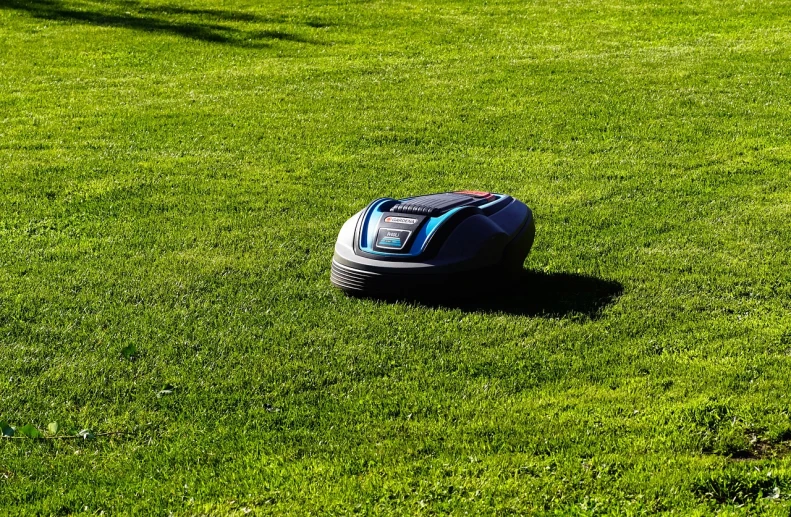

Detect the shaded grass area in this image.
[1,0,791,513]
[385,270,624,318]
[0,0,323,46]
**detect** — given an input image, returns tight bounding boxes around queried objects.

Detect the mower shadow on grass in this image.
[0,0,321,47]
[404,270,624,319]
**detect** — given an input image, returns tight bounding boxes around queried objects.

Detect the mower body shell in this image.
[331,192,534,296]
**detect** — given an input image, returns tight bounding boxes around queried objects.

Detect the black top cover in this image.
[391,191,493,217]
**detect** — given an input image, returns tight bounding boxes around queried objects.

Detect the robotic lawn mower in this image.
[331,190,535,297]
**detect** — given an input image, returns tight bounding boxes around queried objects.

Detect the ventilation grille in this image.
[331,261,390,293]
[391,193,476,216]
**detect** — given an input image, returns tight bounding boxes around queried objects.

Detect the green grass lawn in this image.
[2,0,791,513]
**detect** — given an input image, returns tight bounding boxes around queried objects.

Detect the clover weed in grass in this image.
[1,0,791,513]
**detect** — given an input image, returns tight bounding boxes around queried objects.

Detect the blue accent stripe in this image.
[359,194,505,257]
[359,199,389,251]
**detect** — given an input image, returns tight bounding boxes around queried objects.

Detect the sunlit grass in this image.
[1,0,791,513]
